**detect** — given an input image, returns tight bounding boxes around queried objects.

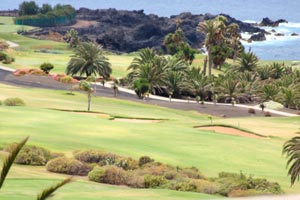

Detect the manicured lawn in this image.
[0,83,300,198]
[0,16,33,33]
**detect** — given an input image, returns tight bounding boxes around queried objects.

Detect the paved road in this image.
[0,67,297,118]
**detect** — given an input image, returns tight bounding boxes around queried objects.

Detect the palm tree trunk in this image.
[208,51,212,76]
[87,93,91,111]
[203,56,207,75]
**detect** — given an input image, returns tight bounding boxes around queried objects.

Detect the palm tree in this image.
[78,80,94,111]
[66,42,112,79]
[234,50,259,72]
[128,48,168,94]
[0,137,29,189]
[37,177,73,200]
[186,67,211,101]
[198,19,218,76]
[283,135,300,185]
[258,84,278,102]
[216,73,240,100]
[278,86,300,109]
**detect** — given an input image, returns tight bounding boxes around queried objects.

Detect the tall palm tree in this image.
[198,19,218,76]
[283,135,300,185]
[66,42,112,79]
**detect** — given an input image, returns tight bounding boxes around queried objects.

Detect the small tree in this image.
[133,78,150,99]
[40,63,54,74]
[79,80,94,111]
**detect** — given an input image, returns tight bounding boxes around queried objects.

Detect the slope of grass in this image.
[0,16,34,33]
[0,83,300,197]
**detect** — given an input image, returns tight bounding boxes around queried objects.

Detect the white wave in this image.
[279,22,300,28]
[243,20,258,24]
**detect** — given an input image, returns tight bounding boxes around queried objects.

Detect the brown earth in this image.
[198,126,265,139]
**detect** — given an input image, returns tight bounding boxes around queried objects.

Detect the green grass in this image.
[0,179,217,200]
[0,16,34,33]
[0,83,300,199]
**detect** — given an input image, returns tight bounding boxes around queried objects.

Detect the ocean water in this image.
[2,0,300,60]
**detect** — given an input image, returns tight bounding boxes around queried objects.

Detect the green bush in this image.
[216,172,282,196]
[0,100,2,105]
[74,150,106,163]
[15,145,51,166]
[3,56,15,64]
[3,97,25,106]
[46,157,91,176]
[139,156,154,167]
[0,52,8,61]
[102,165,127,185]
[173,181,197,192]
[40,62,54,74]
[144,175,166,188]
[88,166,105,182]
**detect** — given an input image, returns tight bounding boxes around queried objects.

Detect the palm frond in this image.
[0,136,29,189]
[283,135,300,186]
[37,177,73,200]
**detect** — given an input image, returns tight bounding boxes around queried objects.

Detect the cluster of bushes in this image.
[13,68,46,76]
[2,145,282,197]
[44,149,282,197]
[0,52,15,64]
[51,73,78,84]
[0,97,25,106]
[3,145,61,165]
[15,3,76,27]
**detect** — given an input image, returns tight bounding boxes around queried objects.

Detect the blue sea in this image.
[2,0,300,60]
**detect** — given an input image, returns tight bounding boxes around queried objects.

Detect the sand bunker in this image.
[113,118,162,123]
[198,126,264,139]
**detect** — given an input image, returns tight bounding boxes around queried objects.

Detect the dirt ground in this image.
[198,126,265,139]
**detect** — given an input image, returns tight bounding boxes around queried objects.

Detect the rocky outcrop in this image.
[259,17,288,27]
[24,8,265,53]
[249,32,266,41]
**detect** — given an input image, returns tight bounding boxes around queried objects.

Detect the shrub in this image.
[264,111,272,117]
[40,62,54,74]
[180,167,204,179]
[0,52,8,61]
[74,150,105,163]
[139,156,154,167]
[191,179,219,194]
[164,171,178,180]
[141,162,175,176]
[28,68,45,75]
[102,165,127,185]
[125,172,145,188]
[216,172,282,196]
[14,145,51,166]
[173,181,197,192]
[228,189,265,197]
[88,166,105,182]
[46,157,91,176]
[0,100,2,105]
[144,175,166,188]
[116,157,139,170]
[3,97,25,106]
[248,108,256,114]
[3,56,15,64]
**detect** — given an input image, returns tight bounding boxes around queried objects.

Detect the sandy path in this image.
[113,118,162,123]
[198,126,264,139]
